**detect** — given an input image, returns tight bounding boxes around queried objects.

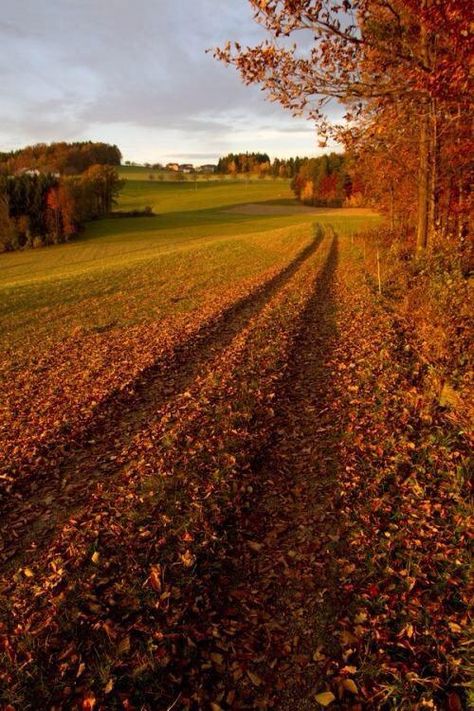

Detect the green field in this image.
[0,176,378,359]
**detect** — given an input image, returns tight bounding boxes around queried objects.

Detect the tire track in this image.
[0,231,323,565]
[172,235,342,708]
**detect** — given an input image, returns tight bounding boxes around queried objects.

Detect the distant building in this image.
[19,168,41,177]
[166,163,180,172]
[17,168,61,178]
[179,164,194,173]
[197,164,217,173]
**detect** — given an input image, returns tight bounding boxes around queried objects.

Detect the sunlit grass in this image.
[0,179,379,363]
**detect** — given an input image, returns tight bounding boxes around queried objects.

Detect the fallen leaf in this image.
[81,695,96,711]
[247,670,263,687]
[315,691,336,706]
[342,679,358,695]
[149,565,162,593]
[180,550,195,567]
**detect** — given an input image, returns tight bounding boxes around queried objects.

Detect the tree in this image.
[216,0,473,250]
[0,191,15,251]
[81,164,123,217]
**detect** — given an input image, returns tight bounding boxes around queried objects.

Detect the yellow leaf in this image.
[180,550,195,567]
[247,670,263,687]
[210,653,224,665]
[341,665,358,674]
[342,679,358,695]
[149,565,162,593]
[91,551,100,564]
[24,567,34,578]
[315,691,336,706]
[340,630,358,645]
[313,648,326,662]
[76,662,86,678]
[117,635,130,655]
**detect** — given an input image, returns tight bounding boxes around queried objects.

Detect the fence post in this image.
[376,249,382,295]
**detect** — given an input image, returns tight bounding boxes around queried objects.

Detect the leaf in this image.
[210,652,224,665]
[315,691,336,706]
[180,550,195,567]
[247,540,263,552]
[81,696,96,711]
[76,661,86,678]
[340,629,358,645]
[149,565,162,593]
[341,665,358,674]
[247,670,263,687]
[342,679,358,695]
[313,647,326,662]
[23,567,34,578]
[117,635,130,655]
[91,551,100,564]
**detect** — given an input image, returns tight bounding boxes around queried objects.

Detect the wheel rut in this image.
[178,235,344,708]
[0,233,323,566]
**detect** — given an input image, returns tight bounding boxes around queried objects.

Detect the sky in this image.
[0,0,338,165]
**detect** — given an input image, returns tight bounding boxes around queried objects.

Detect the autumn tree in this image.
[81,164,123,217]
[0,141,122,176]
[216,0,473,250]
[0,191,15,251]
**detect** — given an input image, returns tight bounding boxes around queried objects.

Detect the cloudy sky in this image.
[0,0,337,164]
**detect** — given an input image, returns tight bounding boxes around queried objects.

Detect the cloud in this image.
[0,0,338,160]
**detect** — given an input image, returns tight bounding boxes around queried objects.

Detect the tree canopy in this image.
[216,0,473,250]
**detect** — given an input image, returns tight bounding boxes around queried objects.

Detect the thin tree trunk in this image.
[416,106,430,252]
[429,98,440,246]
[389,182,395,231]
[416,2,432,253]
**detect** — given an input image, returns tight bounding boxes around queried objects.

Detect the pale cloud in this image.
[0,0,339,161]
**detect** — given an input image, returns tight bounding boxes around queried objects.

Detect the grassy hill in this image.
[0,177,378,358]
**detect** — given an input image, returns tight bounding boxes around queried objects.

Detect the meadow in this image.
[0,174,377,356]
[0,174,377,500]
[0,174,470,711]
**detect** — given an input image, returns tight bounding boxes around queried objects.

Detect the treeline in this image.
[216,152,307,178]
[0,141,121,176]
[291,153,352,207]
[0,165,123,251]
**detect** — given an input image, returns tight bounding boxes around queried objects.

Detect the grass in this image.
[0,178,379,364]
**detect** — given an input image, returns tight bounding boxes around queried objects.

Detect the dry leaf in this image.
[315,691,336,706]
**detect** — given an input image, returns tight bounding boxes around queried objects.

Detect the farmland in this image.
[0,178,471,710]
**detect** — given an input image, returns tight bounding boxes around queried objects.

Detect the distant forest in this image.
[0,142,122,251]
[217,151,354,208]
[0,141,121,176]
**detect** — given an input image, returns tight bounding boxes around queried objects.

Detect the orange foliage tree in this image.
[216,0,473,250]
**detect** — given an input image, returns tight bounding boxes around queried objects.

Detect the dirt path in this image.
[0,234,323,566]
[1,233,470,710]
[173,236,343,709]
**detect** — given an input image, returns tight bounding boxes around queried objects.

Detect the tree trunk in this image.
[416,107,430,252]
[416,2,434,253]
[389,181,395,231]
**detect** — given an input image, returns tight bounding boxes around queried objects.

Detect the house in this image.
[179,164,194,173]
[18,168,41,177]
[17,168,61,178]
[166,163,180,172]
[197,164,217,173]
